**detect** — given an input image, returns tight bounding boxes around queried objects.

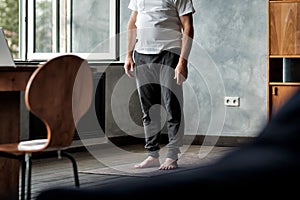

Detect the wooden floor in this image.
[25,140,235,200]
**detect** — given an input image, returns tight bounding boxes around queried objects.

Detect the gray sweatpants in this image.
[134,49,184,160]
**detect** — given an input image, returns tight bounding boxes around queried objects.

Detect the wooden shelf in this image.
[269,55,300,58]
[270,0,300,3]
[268,0,300,117]
[269,82,300,85]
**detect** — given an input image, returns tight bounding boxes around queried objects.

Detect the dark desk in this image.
[0,66,37,200]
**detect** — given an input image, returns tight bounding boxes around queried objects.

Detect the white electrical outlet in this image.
[224,97,240,107]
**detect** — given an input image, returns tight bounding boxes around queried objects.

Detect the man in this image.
[124,0,195,170]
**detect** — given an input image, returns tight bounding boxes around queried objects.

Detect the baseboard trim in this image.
[183,135,254,147]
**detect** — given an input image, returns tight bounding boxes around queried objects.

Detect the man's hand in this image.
[124,57,135,78]
[174,60,188,85]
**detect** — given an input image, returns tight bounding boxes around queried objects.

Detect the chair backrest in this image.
[25,55,93,149]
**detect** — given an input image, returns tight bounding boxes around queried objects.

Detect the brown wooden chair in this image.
[0,55,93,200]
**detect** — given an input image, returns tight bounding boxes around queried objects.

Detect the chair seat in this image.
[0,139,48,154]
[0,143,23,154]
[18,139,48,151]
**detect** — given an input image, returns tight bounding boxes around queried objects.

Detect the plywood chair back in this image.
[24,54,93,150]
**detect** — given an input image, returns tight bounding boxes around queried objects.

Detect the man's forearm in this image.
[126,12,137,58]
[180,25,194,63]
[127,28,137,58]
[179,13,194,63]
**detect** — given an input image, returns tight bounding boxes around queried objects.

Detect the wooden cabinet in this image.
[270,84,300,115]
[268,0,300,117]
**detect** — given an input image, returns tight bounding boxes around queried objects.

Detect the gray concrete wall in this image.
[103,0,268,140]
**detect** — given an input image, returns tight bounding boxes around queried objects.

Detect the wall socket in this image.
[224,97,240,107]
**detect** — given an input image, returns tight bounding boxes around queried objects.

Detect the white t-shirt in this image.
[128,0,195,54]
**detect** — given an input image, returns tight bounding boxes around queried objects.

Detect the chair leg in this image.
[20,158,26,200]
[61,151,80,187]
[25,153,32,200]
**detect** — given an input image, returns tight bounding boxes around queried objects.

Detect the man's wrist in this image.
[178,57,188,65]
[126,52,133,59]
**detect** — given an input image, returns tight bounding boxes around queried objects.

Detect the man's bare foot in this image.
[159,158,178,170]
[134,156,160,169]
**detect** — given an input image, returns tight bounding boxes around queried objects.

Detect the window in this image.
[25,0,117,61]
[0,0,20,59]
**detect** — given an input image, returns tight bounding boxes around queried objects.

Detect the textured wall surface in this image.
[186,0,268,137]
[108,0,268,138]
